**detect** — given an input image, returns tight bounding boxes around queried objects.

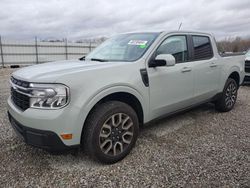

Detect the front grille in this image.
[11,88,30,111]
[245,60,250,73]
[10,77,30,111]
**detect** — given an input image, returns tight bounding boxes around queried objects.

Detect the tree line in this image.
[217,37,250,53]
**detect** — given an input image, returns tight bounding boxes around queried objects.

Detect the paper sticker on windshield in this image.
[139,44,146,48]
[128,40,148,46]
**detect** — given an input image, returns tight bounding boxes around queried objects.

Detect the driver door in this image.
[147,35,195,119]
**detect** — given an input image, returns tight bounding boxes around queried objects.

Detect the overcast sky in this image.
[0,0,250,40]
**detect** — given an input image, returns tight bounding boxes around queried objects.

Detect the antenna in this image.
[178,22,182,30]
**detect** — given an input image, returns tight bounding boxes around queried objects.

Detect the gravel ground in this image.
[0,68,249,187]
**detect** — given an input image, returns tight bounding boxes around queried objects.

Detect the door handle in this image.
[181,67,192,73]
[210,62,217,67]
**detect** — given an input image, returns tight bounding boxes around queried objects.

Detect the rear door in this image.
[147,35,195,119]
[190,35,220,102]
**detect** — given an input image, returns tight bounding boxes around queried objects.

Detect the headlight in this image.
[29,83,69,109]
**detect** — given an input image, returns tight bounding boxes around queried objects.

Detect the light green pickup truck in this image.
[8,31,245,163]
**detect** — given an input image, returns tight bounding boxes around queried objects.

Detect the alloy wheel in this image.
[225,82,237,108]
[99,113,134,156]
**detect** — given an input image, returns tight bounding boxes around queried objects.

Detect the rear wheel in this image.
[215,78,238,112]
[82,101,139,164]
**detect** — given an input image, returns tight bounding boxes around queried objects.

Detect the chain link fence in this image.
[0,36,100,68]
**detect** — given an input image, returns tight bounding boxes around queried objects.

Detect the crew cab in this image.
[7,31,245,163]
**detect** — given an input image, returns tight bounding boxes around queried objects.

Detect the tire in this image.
[215,78,238,112]
[82,101,139,164]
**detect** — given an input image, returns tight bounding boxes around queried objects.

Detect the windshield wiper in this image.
[90,58,108,62]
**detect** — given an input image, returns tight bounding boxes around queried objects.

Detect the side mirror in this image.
[149,54,176,68]
[79,56,85,61]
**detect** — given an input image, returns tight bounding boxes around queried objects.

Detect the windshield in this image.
[85,33,159,62]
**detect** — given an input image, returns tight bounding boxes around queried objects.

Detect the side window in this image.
[192,36,213,60]
[155,35,188,63]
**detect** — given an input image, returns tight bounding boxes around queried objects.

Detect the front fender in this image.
[85,85,147,114]
[75,85,149,137]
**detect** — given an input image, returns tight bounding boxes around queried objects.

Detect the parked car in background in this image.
[7,31,245,163]
[244,50,250,83]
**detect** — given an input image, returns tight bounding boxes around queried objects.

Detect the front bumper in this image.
[7,96,84,149]
[8,112,78,151]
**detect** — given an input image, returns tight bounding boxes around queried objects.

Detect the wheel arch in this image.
[79,86,147,144]
[80,91,144,145]
[228,71,240,88]
[84,91,144,126]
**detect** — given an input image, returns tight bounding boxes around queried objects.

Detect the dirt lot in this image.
[0,68,249,187]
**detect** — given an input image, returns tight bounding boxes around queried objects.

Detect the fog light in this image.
[61,134,73,140]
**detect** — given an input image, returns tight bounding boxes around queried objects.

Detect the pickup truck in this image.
[244,50,250,83]
[7,31,245,163]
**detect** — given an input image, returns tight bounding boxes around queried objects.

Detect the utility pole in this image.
[35,37,39,64]
[65,38,68,60]
[0,35,4,68]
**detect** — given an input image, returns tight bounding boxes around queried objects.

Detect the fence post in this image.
[0,35,4,68]
[65,38,68,60]
[89,42,92,52]
[35,37,39,64]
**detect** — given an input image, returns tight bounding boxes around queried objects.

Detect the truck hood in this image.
[12,59,123,82]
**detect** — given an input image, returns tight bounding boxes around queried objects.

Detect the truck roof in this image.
[123,30,213,37]
[162,30,213,36]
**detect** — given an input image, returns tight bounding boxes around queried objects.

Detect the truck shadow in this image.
[43,102,218,166]
[2,102,219,169]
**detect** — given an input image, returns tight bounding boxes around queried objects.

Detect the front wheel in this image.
[215,78,238,112]
[82,101,139,164]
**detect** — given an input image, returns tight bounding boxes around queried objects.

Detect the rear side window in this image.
[192,36,213,60]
